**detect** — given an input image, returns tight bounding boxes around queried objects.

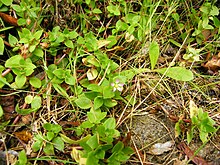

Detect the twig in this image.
[2,68,11,77]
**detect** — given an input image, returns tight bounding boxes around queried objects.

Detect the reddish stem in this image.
[2,68,11,77]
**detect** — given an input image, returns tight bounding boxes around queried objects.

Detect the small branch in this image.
[4,41,12,47]
[2,68,11,77]
[77,73,87,82]
[55,54,67,65]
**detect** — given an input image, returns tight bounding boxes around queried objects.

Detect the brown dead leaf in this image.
[0,12,18,27]
[178,142,209,165]
[203,53,220,72]
[173,157,188,165]
[21,114,32,125]
[107,46,125,52]
[202,29,211,41]
[14,130,32,144]
[0,95,15,113]
[122,132,131,146]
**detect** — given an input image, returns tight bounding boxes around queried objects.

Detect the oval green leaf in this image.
[15,75,26,88]
[149,41,160,70]
[29,77,42,88]
[75,96,92,109]
[31,95,42,109]
[94,96,103,110]
[0,105,3,118]
[0,37,4,55]
[155,67,194,81]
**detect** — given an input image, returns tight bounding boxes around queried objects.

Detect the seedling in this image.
[32,123,64,155]
[175,101,217,144]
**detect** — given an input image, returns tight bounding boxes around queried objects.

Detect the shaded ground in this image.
[0,0,220,165]
[127,114,219,164]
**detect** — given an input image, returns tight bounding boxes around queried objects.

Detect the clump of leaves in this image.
[68,118,133,165]
[175,100,217,144]
[16,150,31,165]
[32,123,64,155]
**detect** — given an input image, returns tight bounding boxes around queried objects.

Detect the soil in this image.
[127,113,220,165]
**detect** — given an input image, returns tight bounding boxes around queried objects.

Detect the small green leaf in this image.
[187,126,195,144]
[213,17,220,27]
[81,120,94,128]
[52,84,70,99]
[107,4,120,16]
[149,41,160,70]
[112,141,124,153]
[15,75,26,88]
[47,132,55,141]
[33,48,44,57]
[0,37,4,55]
[43,123,62,133]
[125,95,137,106]
[5,55,23,68]
[18,150,27,165]
[88,109,107,124]
[85,0,91,5]
[32,138,43,152]
[69,31,78,39]
[8,34,18,46]
[86,56,100,67]
[44,143,55,155]
[174,120,182,138]
[11,4,22,12]
[15,104,38,115]
[86,152,99,165]
[172,13,180,21]
[94,96,103,110]
[115,20,128,31]
[53,136,64,151]
[1,0,13,6]
[34,30,43,40]
[97,125,106,137]
[60,133,91,144]
[210,6,219,16]
[155,67,194,81]
[104,99,117,107]
[103,86,115,99]
[65,74,75,85]
[64,40,74,48]
[93,8,102,14]
[28,45,36,53]
[53,69,66,79]
[87,84,102,92]
[0,76,8,88]
[31,95,42,109]
[199,131,208,143]
[106,35,117,48]
[29,77,42,88]
[19,28,31,38]
[84,32,98,51]
[0,105,3,118]
[17,18,26,26]
[75,96,92,109]
[25,95,33,104]
[103,118,116,129]
[169,39,181,47]
[86,134,99,150]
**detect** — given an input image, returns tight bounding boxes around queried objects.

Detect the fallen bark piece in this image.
[178,142,209,165]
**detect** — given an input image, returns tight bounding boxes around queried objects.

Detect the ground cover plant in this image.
[0,0,219,164]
